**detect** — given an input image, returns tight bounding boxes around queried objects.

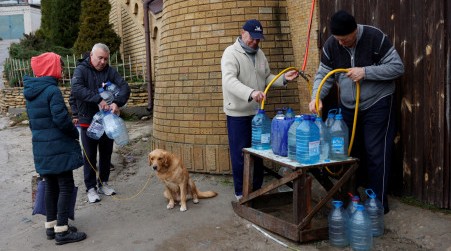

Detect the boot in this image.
[54,225,86,245]
[45,221,78,240]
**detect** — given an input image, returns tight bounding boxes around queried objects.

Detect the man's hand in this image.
[72,118,79,125]
[284,70,299,81]
[251,90,266,103]
[309,99,323,114]
[110,103,120,115]
[99,100,110,111]
[346,67,365,82]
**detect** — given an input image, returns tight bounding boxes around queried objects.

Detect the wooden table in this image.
[231,148,358,243]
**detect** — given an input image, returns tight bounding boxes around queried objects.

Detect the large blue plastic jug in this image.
[87,111,105,140]
[314,116,329,162]
[348,205,373,251]
[295,115,320,164]
[251,109,271,150]
[271,110,294,156]
[328,200,349,247]
[287,115,302,160]
[364,189,384,237]
[329,113,349,160]
[103,111,129,147]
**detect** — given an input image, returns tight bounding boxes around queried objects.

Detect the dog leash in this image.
[81,141,153,201]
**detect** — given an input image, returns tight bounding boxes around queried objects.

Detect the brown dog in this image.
[148,149,218,211]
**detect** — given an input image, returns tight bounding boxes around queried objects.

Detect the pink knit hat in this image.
[31,52,62,79]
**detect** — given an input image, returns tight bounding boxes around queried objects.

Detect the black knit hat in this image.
[330,10,357,35]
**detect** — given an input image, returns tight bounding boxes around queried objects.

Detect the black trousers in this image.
[341,95,395,212]
[80,127,114,191]
[43,171,74,226]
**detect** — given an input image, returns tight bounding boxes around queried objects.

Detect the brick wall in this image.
[286,0,320,113]
[150,0,303,173]
[0,83,148,114]
[107,0,321,174]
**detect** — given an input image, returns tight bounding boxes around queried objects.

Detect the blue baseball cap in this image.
[243,19,265,39]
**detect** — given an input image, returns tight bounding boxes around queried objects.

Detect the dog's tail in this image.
[195,188,218,199]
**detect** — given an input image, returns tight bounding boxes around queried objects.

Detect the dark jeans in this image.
[341,95,395,212]
[80,127,114,191]
[43,171,74,226]
[227,115,264,196]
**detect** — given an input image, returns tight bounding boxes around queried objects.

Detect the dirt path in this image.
[0,114,450,251]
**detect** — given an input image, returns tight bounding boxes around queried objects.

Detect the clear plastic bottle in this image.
[86,111,105,140]
[348,205,373,251]
[328,200,349,248]
[104,81,120,97]
[271,110,286,156]
[251,109,271,150]
[98,87,114,105]
[287,115,302,160]
[329,113,349,161]
[314,116,329,162]
[325,109,337,128]
[347,195,361,217]
[103,111,129,146]
[296,115,320,164]
[285,107,295,119]
[364,189,384,237]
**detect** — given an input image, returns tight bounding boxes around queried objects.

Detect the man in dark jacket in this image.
[71,43,131,203]
[309,10,404,214]
[24,52,87,245]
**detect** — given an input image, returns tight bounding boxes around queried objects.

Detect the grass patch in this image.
[399,196,451,214]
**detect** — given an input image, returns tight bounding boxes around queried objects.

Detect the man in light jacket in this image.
[221,19,298,200]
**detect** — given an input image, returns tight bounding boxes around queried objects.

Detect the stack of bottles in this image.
[327,191,385,250]
[251,107,350,165]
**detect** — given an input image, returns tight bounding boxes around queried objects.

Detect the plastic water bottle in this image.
[103,111,129,146]
[348,205,373,251]
[251,109,271,150]
[287,115,301,160]
[104,81,120,96]
[347,195,361,217]
[364,189,384,237]
[99,87,114,105]
[314,116,329,162]
[86,111,105,140]
[329,113,349,161]
[325,109,337,128]
[296,115,320,164]
[271,110,286,156]
[285,107,295,119]
[328,200,349,247]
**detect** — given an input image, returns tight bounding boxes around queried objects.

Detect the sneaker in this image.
[98,183,116,196]
[87,188,100,203]
[55,229,87,245]
[47,225,78,240]
[235,194,243,201]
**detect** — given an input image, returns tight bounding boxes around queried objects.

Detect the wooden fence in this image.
[4,54,147,87]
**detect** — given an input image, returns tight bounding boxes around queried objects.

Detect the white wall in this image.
[0,5,41,35]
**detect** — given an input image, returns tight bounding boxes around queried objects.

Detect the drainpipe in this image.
[143,0,155,111]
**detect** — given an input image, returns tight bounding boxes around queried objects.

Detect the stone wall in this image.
[0,83,149,114]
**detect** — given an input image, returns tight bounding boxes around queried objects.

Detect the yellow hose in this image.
[260,67,298,110]
[315,68,360,156]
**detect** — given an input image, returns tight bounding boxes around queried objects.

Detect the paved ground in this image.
[0,115,450,251]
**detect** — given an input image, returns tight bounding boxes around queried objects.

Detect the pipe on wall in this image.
[143,0,155,111]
